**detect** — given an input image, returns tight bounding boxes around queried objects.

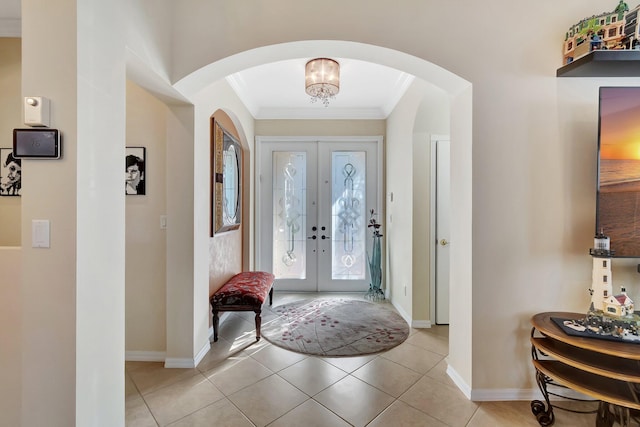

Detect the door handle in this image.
[308,235,317,240]
[321,235,327,240]
[439,239,449,246]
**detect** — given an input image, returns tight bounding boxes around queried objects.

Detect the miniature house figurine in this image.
[562,0,639,64]
[589,232,635,317]
[604,286,634,316]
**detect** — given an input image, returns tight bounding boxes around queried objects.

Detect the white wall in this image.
[21,0,127,425]
[126,0,172,82]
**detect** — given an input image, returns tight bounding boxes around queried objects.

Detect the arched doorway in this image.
[175,40,474,394]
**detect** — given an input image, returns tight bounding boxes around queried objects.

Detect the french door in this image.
[257,137,381,292]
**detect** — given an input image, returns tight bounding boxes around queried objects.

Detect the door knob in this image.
[439,239,449,246]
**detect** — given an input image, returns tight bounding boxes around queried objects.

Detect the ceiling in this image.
[1,3,414,119]
[227,58,414,120]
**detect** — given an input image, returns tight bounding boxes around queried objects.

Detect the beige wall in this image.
[125,80,168,353]
[0,38,21,246]
[209,111,243,297]
[191,79,255,360]
[385,81,425,320]
[13,3,640,425]
[0,247,21,426]
[412,82,450,324]
[169,0,634,395]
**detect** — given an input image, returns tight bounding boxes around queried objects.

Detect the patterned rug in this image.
[262,298,409,357]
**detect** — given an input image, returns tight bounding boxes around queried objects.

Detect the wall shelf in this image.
[557,50,640,77]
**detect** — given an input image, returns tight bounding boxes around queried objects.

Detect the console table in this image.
[530,312,640,427]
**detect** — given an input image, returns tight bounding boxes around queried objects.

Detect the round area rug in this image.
[262,298,409,357]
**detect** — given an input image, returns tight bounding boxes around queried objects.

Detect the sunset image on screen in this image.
[597,87,640,257]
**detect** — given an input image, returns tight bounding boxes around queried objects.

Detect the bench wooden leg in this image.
[254,308,262,341]
[212,308,220,342]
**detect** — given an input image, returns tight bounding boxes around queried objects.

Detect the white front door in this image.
[257,137,381,293]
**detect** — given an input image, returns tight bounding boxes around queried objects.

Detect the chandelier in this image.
[305,58,340,107]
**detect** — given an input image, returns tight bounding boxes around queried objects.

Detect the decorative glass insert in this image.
[331,151,366,280]
[222,144,239,224]
[273,152,307,279]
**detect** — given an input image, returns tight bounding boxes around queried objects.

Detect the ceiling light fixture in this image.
[305,58,340,107]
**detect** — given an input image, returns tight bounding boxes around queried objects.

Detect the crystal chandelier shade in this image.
[305,58,340,107]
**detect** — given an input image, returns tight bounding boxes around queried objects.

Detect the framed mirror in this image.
[211,119,242,235]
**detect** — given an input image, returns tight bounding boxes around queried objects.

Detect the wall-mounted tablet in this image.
[13,128,61,159]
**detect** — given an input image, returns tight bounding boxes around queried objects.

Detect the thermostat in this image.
[13,128,61,159]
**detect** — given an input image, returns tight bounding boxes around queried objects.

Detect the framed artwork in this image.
[211,119,242,235]
[126,147,146,195]
[0,148,21,196]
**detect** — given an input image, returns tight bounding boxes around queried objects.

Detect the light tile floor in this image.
[126,293,603,427]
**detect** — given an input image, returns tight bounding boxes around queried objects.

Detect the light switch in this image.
[160,215,167,229]
[32,220,50,248]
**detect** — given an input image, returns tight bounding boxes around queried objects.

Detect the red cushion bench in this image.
[210,271,275,342]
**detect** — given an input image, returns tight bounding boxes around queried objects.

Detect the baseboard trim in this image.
[164,340,211,369]
[125,351,166,362]
[164,357,194,368]
[411,320,432,328]
[446,364,472,400]
[469,387,592,402]
[194,340,211,367]
[471,388,541,401]
[390,300,411,326]
[389,298,431,329]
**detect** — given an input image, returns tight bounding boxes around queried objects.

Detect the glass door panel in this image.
[318,141,378,292]
[331,151,366,280]
[272,152,307,279]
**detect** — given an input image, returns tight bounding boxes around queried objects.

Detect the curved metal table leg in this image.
[531,370,555,426]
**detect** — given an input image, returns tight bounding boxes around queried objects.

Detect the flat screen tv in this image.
[596,86,640,257]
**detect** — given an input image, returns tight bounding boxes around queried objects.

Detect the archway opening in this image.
[176,40,473,393]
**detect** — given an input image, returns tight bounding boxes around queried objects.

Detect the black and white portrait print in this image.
[0,148,21,196]
[125,147,146,195]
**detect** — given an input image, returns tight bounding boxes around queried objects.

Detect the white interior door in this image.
[431,137,451,325]
[258,137,380,293]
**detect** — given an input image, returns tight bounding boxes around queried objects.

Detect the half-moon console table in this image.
[530,312,640,427]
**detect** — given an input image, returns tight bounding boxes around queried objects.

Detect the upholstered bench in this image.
[210,271,275,342]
